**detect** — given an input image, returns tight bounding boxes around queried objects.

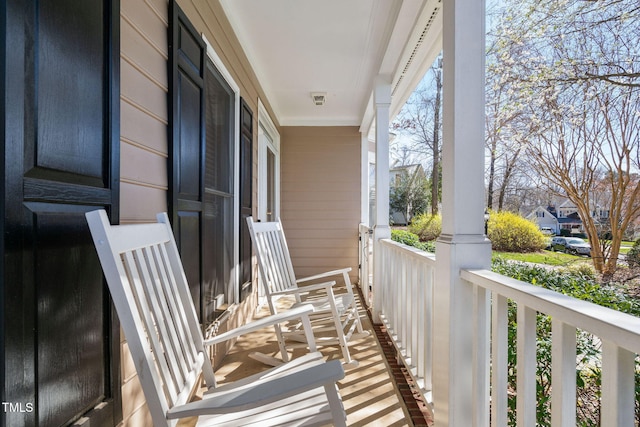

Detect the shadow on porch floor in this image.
[178,289,432,426]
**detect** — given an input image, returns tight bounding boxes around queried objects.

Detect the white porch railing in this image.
[377,239,435,405]
[373,238,640,425]
[358,223,373,308]
[462,268,640,426]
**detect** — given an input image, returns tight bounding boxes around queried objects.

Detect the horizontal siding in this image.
[121,0,168,57]
[120,0,168,227]
[121,17,168,88]
[119,1,169,424]
[121,60,167,122]
[281,126,361,280]
[121,143,167,189]
[120,101,167,155]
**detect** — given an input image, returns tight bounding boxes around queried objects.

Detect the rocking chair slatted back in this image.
[249,220,298,298]
[86,210,216,425]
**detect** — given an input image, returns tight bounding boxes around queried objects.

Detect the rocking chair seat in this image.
[290,293,354,316]
[171,355,344,427]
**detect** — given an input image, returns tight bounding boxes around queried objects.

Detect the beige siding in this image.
[281,127,361,282]
[120,0,169,224]
[119,0,170,424]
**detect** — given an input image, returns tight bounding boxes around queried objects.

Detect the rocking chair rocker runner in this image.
[86,210,347,427]
[247,217,369,368]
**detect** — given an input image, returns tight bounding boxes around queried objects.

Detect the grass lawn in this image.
[496,241,635,265]
[619,241,633,254]
[493,250,588,266]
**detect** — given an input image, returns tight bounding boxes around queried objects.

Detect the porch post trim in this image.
[372,76,391,324]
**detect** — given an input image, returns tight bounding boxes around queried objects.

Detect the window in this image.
[203,35,244,313]
[202,58,236,322]
[258,100,280,222]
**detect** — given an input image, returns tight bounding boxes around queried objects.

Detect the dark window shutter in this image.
[239,99,253,300]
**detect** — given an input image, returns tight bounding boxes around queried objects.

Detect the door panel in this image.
[36,0,105,179]
[32,205,108,427]
[2,1,120,426]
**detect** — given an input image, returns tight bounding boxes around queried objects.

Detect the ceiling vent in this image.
[311,92,327,106]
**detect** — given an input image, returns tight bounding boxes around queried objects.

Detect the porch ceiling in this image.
[219,0,442,132]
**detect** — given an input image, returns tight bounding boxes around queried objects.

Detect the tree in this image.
[390,166,429,224]
[487,0,640,277]
[486,12,528,211]
[392,54,443,215]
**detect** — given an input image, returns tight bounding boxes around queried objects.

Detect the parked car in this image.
[550,237,591,256]
[540,227,555,235]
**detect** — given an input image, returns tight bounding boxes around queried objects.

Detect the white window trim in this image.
[257,99,280,222]
[202,34,241,306]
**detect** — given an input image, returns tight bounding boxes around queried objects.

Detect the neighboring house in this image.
[557,199,610,223]
[557,199,611,233]
[526,205,560,234]
[528,199,611,236]
[389,163,427,225]
[527,203,584,234]
[558,212,585,235]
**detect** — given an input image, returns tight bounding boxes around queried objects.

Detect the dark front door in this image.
[1,1,121,426]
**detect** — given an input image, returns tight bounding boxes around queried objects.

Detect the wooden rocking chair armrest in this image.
[270,280,337,297]
[296,267,352,284]
[166,359,345,419]
[202,304,315,346]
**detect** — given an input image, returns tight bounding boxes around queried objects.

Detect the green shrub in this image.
[408,214,441,242]
[626,238,640,268]
[391,229,420,246]
[391,229,435,253]
[492,258,640,426]
[561,263,596,280]
[487,211,546,252]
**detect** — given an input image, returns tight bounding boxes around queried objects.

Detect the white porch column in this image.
[360,132,370,226]
[433,0,491,425]
[371,76,391,324]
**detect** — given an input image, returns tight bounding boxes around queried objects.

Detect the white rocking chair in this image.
[247,217,369,368]
[86,210,346,427]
